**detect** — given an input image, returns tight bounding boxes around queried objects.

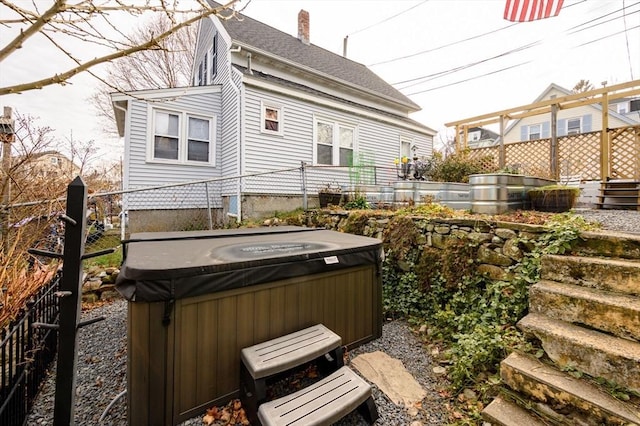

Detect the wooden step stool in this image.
[240,324,377,425]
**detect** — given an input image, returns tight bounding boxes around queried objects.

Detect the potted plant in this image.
[528,185,580,212]
[318,182,342,208]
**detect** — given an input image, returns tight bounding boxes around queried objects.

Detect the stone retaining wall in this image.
[306,211,548,279]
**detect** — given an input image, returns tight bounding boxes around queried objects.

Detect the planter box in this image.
[529,188,578,212]
[318,192,342,207]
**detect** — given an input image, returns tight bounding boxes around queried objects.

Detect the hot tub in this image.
[116,226,383,425]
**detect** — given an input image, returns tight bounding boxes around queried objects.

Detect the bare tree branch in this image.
[0,0,241,95]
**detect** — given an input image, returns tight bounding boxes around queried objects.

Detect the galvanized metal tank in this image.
[393,181,416,204]
[437,182,471,210]
[470,174,525,214]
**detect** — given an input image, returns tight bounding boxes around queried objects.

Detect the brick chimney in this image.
[298,10,310,45]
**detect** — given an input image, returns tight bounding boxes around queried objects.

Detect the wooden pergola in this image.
[445,80,640,181]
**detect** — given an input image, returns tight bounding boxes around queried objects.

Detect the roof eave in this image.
[232,41,421,113]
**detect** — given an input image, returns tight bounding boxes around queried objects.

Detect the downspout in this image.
[113,101,130,240]
[229,69,243,223]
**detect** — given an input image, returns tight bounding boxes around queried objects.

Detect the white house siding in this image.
[125,91,222,210]
[241,85,432,194]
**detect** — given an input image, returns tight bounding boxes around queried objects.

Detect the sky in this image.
[1,0,639,165]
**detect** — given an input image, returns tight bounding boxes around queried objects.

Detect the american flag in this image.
[504,0,564,22]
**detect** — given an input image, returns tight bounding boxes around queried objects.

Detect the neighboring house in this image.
[111,4,435,225]
[609,96,640,123]
[466,127,499,148]
[502,83,639,143]
[21,151,81,180]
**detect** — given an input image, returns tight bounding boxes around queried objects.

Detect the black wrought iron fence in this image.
[0,271,60,426]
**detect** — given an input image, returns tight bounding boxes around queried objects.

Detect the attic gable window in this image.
[261,102,283,135]
[150,109,215,165]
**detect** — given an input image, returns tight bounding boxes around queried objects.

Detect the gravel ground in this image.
[26,208,639,425]
[573,208,640,234]
[26,301,448,426]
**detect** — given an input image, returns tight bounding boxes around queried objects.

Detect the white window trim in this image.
[312,115,357,166]
[260,101,284,136]
[147,106,216,166]
[400,138,413,160]
[528,124,541,140]
[566,117,582,135]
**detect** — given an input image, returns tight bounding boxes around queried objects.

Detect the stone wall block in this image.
[478,245,513,266]
[503,238,524,261]
[495,228,518,240]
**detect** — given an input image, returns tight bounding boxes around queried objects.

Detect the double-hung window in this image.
[261,102,283,135]
[567,117,581,135]
[528,124,541,140]
[400,139,412,159]
[151,109,214,165]
[315,118,356,166]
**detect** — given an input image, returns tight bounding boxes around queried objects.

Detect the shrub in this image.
[425,150,497,183]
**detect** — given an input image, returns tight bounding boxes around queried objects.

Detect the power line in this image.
[369,23,518,67]
[567,0,640,31]
[347,0,430,37]
[405,61,531,96]
[623,0,637,80]
[575,24,640,47]
[370,0,587,68]
[393,40,541,88]
[568,8,640,36]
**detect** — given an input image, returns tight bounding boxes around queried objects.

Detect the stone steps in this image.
[529,280,640,341]
[498,352,640,426]
[571,231,640,260]
[482,394,547,426]
[484,230,640,424]
[518,313,640,393]
[541,254,640,295]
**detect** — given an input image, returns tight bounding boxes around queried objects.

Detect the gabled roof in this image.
[208,1,420,111]
[503,82,638,136]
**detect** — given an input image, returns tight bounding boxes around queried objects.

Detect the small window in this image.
[261,103,283,135]
[528,124,541,140]
[567,118,581,135]
[400,139,411,159]
[630,99,640,112]
[617,102,628,114]
[50,157,59,165]
[202,52,208,85]
[150,109,214,165]
[210,34,218,81]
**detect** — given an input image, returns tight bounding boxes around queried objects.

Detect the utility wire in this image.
[575,24,640,47]
[347,0,429,36]
[567,0,640,31]
[623,0,637,80]
[568,8,640,35]
[370,0,587,67]
[369,22,518,67]
[405,61,531,96]
[393,41,541,88]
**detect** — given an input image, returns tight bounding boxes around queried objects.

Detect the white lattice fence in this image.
[611,126,640,180]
